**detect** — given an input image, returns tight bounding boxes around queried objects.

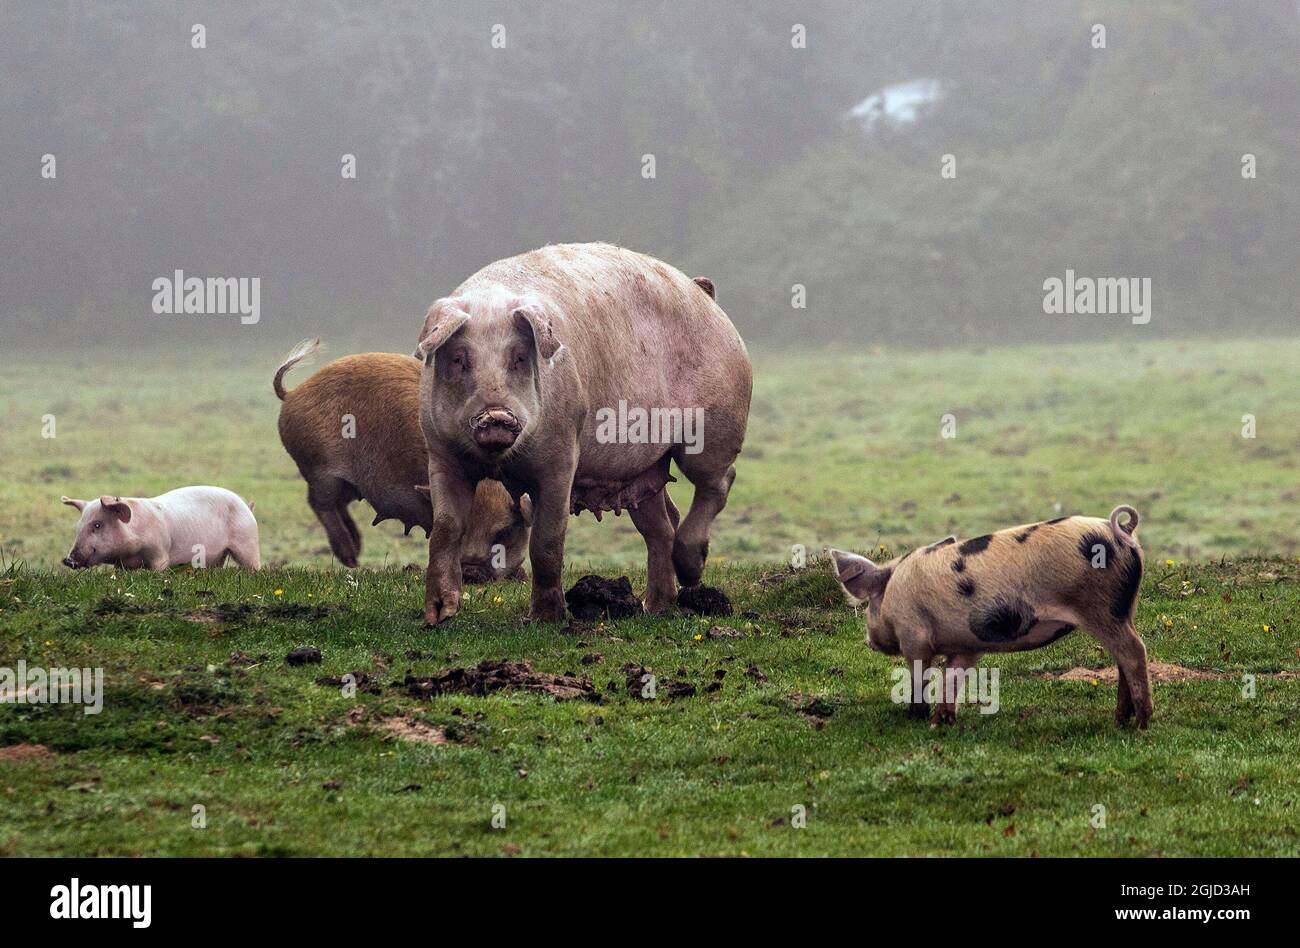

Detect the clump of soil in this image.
[787,692,836,719]
[621,663,700,700]
[286,647,322,667]
[400,660,600,703]
[677,584,732,616]
[705,625,742,639]
[315,671,381,694]
[564,575,641,621]
[226,650,269,666]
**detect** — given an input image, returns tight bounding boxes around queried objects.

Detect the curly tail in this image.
[1109,504,1140,547]
[272,338,321,400]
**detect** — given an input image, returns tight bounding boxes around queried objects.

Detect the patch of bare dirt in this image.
[0,744,56,763]
[399,660,600,703]
[1050,661,1226,683]
[375,717,457,746]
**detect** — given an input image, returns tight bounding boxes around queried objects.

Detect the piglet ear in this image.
[829,548,884,604]
[61,496,88,512]
[511,300,561,361]
[99,496,132,523]
[414,298,471,363]
[413,485,431,496]
[692,276,716,299]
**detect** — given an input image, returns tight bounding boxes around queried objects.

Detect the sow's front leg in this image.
[424,470,475,626]
[526,464,578,623]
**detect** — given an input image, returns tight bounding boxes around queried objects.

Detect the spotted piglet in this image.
[830,505,1150,728]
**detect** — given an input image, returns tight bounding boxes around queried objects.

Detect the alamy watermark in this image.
[594,400,704,454]
[1,661,103,715]
[892,660,1000,714]
[151,270,260,325]
[1042,269,1151,325]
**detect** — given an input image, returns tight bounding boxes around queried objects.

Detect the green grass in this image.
[0,558,1296,856]
[2,337,1298,567]
[0,337,1297,856]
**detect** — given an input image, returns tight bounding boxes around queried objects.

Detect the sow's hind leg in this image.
[628,487,677,614]
[670,444,739,588]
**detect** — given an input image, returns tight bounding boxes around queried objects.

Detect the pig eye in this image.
[92,521,102,530]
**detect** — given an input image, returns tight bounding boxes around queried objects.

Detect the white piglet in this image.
[61,486,260,571]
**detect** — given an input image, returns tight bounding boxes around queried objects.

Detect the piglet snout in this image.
[62,554,81,569]
[471,407,522,452]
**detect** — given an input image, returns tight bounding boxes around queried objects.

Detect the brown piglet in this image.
[273,340,530,580]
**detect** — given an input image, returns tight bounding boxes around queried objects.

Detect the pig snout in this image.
[62,553,81,569]
[470,407,522,452]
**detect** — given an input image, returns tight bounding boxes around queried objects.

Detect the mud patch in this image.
[677,584,732,616]
[0,743,56,764]
[400,660,600,703]
[564,575,641,621]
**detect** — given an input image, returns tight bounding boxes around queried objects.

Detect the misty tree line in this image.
[2,0,1297,348]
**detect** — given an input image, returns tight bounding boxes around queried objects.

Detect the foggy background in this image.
[2,0,1298,352]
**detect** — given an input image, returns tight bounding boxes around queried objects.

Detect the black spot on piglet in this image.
[1111,545,1143,620]
[952,558,966,573]
[969,595,1037,643]
[1015,524,1039,543]
[1078,531,1115,568]
[957,577,976,597]
[958,534,993,556]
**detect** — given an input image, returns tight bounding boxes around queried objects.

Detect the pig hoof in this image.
[642,594,676,615]
[528,588,566,623]
[424,593,461,626]
[907,701,929,721]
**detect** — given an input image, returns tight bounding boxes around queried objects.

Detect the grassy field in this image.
[0,337,1297,856]
[2,337,1298,567]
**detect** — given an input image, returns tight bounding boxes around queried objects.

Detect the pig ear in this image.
[61,496,88,512]
[517,494,534,527]
[692,276,716,299]
[511,302,562,361]
[414,298,471,363]
[829,548,887,604]
[98,496,132,523]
